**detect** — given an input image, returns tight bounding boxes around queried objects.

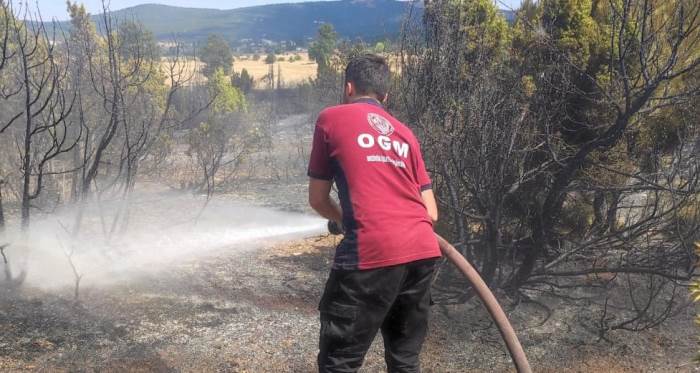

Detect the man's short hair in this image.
[344,53,390,99]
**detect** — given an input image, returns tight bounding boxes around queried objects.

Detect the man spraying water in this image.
[308,54,441,373]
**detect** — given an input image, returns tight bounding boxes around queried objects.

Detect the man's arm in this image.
[309,178,343,224]
[421,189,438,223]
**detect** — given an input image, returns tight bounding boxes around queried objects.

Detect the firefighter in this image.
[308,53,440,373]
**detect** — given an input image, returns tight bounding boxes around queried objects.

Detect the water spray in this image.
[0,242,8,263]
[0,242,26,288]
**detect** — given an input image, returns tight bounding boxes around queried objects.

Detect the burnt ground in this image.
[1,233,698,373]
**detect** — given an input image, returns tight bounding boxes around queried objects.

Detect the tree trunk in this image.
[20,48,32,230]
[0,180,5,232]
[442,163,471,260]
[481,209,501,286]
[592,191,605,232]
[20,101,32,230]
[70,145,81,203]
[606,191,621,233]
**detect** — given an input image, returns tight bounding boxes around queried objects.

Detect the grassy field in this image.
[235,53,317,88]
[160,53,318,88]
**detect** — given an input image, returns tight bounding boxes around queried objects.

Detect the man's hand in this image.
[309,178,343,224]
[327,220,344,235]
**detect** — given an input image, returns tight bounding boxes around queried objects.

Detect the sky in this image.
[29,0,523,21]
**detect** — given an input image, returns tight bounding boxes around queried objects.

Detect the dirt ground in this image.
[1,232,698,372]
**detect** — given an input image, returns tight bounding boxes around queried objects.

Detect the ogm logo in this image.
[367,113,394,136]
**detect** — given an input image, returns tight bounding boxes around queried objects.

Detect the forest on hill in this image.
[56,1,515,44]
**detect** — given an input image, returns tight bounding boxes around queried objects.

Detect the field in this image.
[234,53,318,88]
[160,53,318,88]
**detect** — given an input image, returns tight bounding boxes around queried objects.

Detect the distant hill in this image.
[71,1,516,45]
[88,1,419,44]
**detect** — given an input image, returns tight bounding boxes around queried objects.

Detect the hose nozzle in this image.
[327,220,344,235]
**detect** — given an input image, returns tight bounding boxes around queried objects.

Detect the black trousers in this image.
[317,258,438,373]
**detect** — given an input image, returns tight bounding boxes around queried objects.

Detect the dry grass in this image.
[235,52,317,87]
[159,58,207,86]
[159,53,318,88]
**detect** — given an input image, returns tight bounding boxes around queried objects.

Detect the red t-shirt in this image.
[308,99,440,270]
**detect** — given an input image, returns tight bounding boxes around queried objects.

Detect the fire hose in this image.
[435,234,532,373]
[327,222,532,372]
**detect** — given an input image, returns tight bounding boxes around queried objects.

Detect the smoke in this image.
[0,188,325,289]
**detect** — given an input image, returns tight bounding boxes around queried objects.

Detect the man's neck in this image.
[350,96,383,105]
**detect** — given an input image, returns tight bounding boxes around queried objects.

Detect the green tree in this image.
[264,52,276,64]
[400,0,700,326]
[231,68,254,94]
[201,34,233,77]
[463,0,510,59]
[539,0,602,67]
[67,1,98,49]
[209,68,246,114]
[118,20,159,61]
[308,23,337,74]
[373,41,386,54]
[187,67,248,196]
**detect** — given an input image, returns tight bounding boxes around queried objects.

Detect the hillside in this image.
[79,1,516,45]
[94,0,420,44]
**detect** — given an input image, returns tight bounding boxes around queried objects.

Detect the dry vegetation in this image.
[160,53,318,88]
[235,53,318,87]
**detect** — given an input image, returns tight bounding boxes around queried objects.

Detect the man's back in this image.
[308,99,440,270]
[308,53,438,373]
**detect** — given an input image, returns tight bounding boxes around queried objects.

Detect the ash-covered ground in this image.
[0,113,697,372]
[1,231,697,372]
